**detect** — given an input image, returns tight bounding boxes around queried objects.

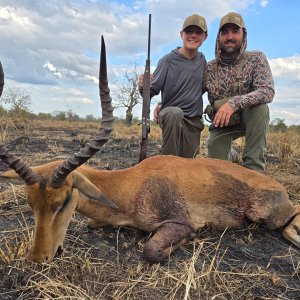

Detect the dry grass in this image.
[0,120,300,299]
[113,121,162,141]
[2,189,299,300]
[267,131,300,171]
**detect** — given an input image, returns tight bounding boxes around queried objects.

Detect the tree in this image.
[113,63,142,126]
[52,110,67,121]
[85,114,97,122]
[1,87,32,118]
[270,118,288,132]
[0,105,6,117]
[38,112,52,120]
[66,109,80,121]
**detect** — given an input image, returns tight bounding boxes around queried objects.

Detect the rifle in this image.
[139,14,152,162]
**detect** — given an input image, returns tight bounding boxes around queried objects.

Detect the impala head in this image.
[0,36,117,263]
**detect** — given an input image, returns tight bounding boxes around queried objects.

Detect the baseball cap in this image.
[182,14,207,33]
[219,12,245,30]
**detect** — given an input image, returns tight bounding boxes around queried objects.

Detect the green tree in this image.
[85,114,96,122]
[1,87,32,118]
[66,109,80,121]
[38,112,53,120]
[270,118,288,132]
[0,105,6,116]
[52,110,67,121]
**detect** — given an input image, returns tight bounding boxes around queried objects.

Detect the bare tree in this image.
[1,87,32,118]
[113,63,142,126]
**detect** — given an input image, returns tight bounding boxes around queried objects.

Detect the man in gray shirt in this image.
[140,14,207,158]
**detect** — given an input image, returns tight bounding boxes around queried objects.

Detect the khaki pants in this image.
[158,106,204,158]
[207,104,269,172]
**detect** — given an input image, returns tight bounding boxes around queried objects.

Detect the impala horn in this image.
[0,62,40,185]
[50,36,114,188]
[0,144,40,185]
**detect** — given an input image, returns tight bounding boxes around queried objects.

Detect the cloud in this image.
[260,0,269,8]
[49,87,95,105]
[0,0,299,124]
[0,0,258,82]
[44,63,63,79]
[0,0,256,81]
[268,57,300,125]
[269,55,300,82]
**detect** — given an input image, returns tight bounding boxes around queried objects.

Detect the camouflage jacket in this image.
[203,50,275,112]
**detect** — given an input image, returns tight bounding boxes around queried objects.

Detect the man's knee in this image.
[206,135,216,153]
[243,104,269,125]
[159,106,184,123]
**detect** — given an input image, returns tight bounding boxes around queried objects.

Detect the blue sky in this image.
[0,0,299,125]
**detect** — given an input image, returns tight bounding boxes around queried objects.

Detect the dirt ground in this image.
[0,121,299,300]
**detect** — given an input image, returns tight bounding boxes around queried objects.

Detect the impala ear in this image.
[72,172,118,209]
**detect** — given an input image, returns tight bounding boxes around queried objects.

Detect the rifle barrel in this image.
[147,14,151,61]
[139,13,152,163]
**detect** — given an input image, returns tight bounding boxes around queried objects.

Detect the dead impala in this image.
[1,37,300,264]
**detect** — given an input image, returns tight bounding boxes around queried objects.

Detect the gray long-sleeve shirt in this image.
[150,48,206,117]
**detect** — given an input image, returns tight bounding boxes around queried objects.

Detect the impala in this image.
[1,37,299,263]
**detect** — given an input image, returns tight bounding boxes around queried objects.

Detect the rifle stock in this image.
[139,14,151,163]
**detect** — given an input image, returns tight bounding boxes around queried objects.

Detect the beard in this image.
[222,46,236,53]
[220,43,240,54]
[219,40,242,59]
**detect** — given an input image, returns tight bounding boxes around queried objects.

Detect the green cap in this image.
[182,14,208,33]
[219,12,245,30]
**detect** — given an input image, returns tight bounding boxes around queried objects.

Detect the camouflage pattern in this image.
[219,12,245,30]
[182,14,207,32]
[203,29,275,112]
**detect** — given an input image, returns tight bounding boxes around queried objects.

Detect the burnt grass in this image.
[0,122,300,300]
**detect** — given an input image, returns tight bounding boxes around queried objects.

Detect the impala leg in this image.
[143,222,195,264]
[283,205,300,248]
[87,218,105,228]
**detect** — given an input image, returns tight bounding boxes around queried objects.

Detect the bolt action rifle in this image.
[139,14,152,162]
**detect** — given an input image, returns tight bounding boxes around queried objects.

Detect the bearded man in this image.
[203,12,274,172]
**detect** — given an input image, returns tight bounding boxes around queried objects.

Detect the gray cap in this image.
[182,14,208,33]
[219,12,245,30]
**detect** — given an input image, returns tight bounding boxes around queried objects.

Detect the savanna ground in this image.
[0,118,299,300]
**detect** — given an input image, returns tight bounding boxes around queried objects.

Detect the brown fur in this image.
[2,155,300,263]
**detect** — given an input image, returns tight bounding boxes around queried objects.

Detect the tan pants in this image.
[158,106,204,158]
[207,104,270,172]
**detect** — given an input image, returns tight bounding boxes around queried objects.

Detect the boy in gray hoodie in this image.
[140,14,207,158]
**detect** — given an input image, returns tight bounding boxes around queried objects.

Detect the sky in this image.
[0,0,299,125]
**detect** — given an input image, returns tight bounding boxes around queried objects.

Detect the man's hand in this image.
[139,74,144,90]
[153,103,161,123]
[213,102,235,127]
[139,74,153,90]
